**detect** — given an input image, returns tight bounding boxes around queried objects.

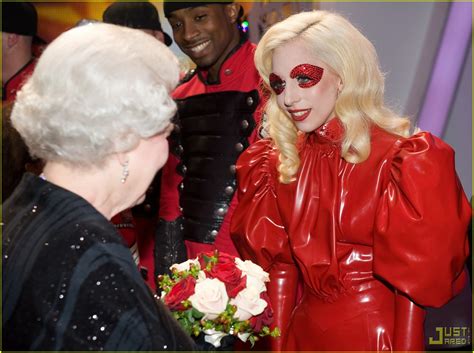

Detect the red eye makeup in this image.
[290,64,324,88]
[269,73,286,95]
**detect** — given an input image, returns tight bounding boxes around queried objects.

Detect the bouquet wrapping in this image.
[158,251,280,348]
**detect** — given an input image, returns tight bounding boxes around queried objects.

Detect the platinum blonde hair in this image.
[12,23,180,166]
[255,10,411,183]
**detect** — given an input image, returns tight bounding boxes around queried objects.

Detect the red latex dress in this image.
[231,118,470,351]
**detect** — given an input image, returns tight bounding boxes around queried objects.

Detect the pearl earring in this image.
[121,160,129,183]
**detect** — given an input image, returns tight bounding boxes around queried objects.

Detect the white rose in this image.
[189,278,228,320]
[169,257,200,272]
[246,274,267,294]
[196,270,207,282]
[235,258,270,293]
[230,286,267,321]
[203,329,228,348]
[237,332,251,343]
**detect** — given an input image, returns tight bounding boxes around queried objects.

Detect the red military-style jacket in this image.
[158,39,264,264]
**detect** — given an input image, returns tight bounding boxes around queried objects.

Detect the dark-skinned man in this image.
[155,1,264,278]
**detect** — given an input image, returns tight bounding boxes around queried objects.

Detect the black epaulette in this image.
[179,69,197,85]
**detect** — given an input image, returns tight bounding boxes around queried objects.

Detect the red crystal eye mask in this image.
[290,64,324,88]
[269,73,286,95]
[269,64,324,95]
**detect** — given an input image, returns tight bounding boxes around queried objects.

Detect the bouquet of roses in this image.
[158,250,280,348]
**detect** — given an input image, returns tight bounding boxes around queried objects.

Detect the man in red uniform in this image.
[2,2,44,103]
[154,1,263,278]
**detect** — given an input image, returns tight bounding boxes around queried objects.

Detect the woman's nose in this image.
[283,85,300,108]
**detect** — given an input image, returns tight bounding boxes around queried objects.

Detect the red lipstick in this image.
[288,108,311,122]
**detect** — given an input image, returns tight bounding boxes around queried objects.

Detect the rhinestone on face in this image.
[246,96,254,106]
[235,143,244,152]
[229,165,236,174]
[210,230,218,236]
[225,186,234,195]
[241,120,249,129]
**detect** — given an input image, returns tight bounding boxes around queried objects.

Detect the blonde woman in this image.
[231,10,470,351]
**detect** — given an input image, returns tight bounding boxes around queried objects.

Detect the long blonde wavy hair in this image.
[255,10,412,183]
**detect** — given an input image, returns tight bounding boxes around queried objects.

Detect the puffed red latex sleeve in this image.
[230,140,298,351]
[374,132,470,308]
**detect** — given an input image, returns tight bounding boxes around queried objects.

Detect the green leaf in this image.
[249,335,256,348]
[178,317,193,335]
[191,307,204,319]
[271,327,281,337]
[185,309,195,323]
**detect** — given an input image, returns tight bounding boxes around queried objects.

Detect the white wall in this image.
[443,45,472,197]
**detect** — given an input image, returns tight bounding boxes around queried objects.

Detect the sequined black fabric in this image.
[2,173,196,351]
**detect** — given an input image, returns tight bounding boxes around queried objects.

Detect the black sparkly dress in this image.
[2,173,195,351]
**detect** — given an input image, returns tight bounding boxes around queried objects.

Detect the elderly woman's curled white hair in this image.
[11,23,180,215]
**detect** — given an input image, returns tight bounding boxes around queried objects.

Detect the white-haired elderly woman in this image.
[2,23,195,351]
[230,10,470,351]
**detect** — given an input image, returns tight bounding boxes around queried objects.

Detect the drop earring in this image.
[121,160,129,183]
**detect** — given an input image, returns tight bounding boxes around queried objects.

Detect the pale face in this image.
[126,123,173,206]
[271,39,341,133]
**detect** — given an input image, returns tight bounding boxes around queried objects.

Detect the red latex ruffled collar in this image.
[304,117,344,145]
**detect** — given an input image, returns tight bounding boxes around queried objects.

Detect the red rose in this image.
[197,251,218,268]
[164,276,196,311]
[250,292,274,332]
[203,252,246,298]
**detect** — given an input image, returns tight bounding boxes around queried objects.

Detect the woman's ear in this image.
[115,152,129,167]
[337,78,344,93]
